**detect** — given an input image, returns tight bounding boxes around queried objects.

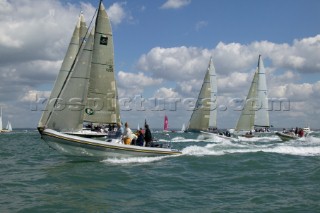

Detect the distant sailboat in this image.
[181,123,185,132]
[187,57,217,132]
[0,107,13,133]
[37,1,181,157]
[177,123,185,133]
[163,115,169,132]
[234,55,270,137]
[5,121,12,132]
[0,107,2,132]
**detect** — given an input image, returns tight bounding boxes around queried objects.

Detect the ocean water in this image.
[1,130,320,212]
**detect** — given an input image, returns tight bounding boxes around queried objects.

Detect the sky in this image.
[0,0,320,130]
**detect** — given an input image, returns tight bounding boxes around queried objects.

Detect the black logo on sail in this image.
[100,35,108,45]
[85,108,94,115]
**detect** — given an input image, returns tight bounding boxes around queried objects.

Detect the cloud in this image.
[195,21,208,31]
[160,0,191,9]
[154,87,180,99]
[269,35,320,73]
[107,2,127,25]
[117,71,163,96]
[137,35,320,88]
[137,46,212,81]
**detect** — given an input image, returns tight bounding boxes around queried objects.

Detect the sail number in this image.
[106,65,113,72]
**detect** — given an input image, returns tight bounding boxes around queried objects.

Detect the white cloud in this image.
[154,87,180,99]
[117,71,163,97]
[195,21,208,31]
[107,2,127,25]
[160,0,191,9]
[137,46,212,81]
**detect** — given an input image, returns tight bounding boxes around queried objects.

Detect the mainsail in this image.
[235,55,269,132]
[83,3,120,124]
[254,55,270,128]
[187,57,217,131]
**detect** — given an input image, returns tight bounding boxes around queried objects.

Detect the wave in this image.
[100,135,320,164]
[102,155,172,164]
[181,136,320,157]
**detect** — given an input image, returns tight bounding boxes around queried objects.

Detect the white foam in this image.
[180,138,320,157]
[102,155,171,164]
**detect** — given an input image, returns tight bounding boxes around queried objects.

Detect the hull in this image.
[39,129,181,158]
[275,132,299,141]
[232,130,255,138]
[199,131,232,141]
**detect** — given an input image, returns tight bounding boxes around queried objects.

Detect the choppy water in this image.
[1,130,320,212]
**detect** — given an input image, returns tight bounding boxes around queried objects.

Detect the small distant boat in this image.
[303,126,312,134]
[163,115,170,132]
[176,123,186,133]
[233,55,270,137]
[276,127,310,141]
[275,132,299,141]
[0,107,13,133]
[200,131,232,140]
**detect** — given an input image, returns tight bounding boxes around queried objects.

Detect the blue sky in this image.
[0,0,320,129]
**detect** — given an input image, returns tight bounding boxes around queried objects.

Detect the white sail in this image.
[46,30,94,131]
[0,107,2,131]
[235,55,270,132]
[208,57,217,129]
[254,55,270,128]
[235,70,258,132]
[39,14,86,128]
[6,121,12,131]
[79,12,88,44]
[83,3,120,124]
[187,57,217,131]
[181,123,185,132]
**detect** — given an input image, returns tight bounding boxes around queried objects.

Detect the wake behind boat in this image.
[37,1,181,157]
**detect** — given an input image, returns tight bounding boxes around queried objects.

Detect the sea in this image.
[1,129,320,213]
